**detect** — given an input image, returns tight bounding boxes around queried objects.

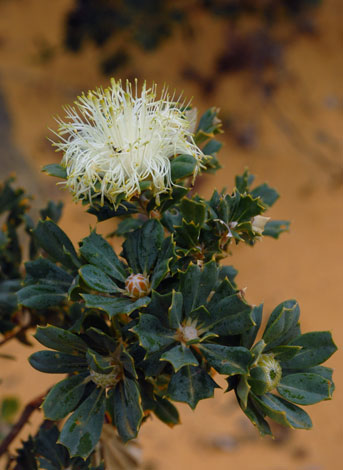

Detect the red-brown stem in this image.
[0,325,31,348]
[0,391,46,458]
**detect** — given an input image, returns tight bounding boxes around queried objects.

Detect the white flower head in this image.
[52,79,204,204]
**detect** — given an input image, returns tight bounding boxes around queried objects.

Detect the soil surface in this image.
[0,1,342,469]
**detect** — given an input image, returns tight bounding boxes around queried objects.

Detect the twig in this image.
[0,325,31,348]
[0,392,46,458]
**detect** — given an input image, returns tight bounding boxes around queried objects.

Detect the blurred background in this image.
[0,1,342,469]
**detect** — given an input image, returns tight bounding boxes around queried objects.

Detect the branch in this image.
[0,325,31,348]
[0,391,46,458]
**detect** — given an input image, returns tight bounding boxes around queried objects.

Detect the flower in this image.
[52,79,204,204]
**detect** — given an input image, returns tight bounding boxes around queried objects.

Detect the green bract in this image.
[0,106,337,468]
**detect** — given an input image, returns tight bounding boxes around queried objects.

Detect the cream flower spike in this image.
[52,79,204,205]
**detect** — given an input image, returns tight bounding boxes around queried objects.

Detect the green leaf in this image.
[111,379,143,442]
[81,294,150,317]
[251,183,279,207]
[170,154,197,181]
[167,365,219,409]
[79,264,120,293]
[241,304,263,349]
[252,393,312,430]
[123,219,164,274]
[43,374,87,420]
[153,396,180,426]
[34,325,88,354]
[29,351,87,373]
[150,236,175,289]
[80,231,126,282]
[161,345,199,372]
[180,198,206,227]
[168,291,183,329]
[236,375,251,410]
[115,218,143,236]
[42,163,67,179]
[131,314,174,354]
[271,345,302,361]
[17,284,67,309]
[87,200,138,221]
[59,387,106,458]
[206,294,253,336]
[202,139,222,155]
[33,220,79,270]
[199,344,252,375]
[263,220,290,239]
[242,398,272,436]
[277,373,332,405]
[282,331,337,370]
[263,300,300,348]
[86,349,114,374]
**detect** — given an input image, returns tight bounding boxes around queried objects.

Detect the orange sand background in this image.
[0,1,342,469]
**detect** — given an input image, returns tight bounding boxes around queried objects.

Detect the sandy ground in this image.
[0,0,342,469]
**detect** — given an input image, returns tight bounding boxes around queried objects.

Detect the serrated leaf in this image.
[153,396,180,426]
[150,236,175,289]
[241,304,263,349]
[80,231,126,282]
[34,325,88,354]
[206,293,253,335]
[17,285,67,309]
[200,344,252,375]
[110,379,143,442]
[161,345,198,371]
[132,314,174,354]
[168,291,183,329]
[29,350,88,374]
[252,393,312,430]
[87,200,138,221]
[263,300,300,349]
[241,398,272,436]
[251,183,279,207]
[277,372,332,405]
[263,220,290,239]
[167,365,219,409]
[281,331,337,370]
[79,264,120,293]
[59,386,105,458]
[43,374,87,420]
[42,163,67,179]
[33,220,79,270]
[81,294,150,317]
[170,154,197,181]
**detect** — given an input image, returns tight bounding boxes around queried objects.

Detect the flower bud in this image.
[125,273,150,299]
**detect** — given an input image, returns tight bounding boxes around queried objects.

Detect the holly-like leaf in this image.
[110,378,143,442]
[42,163,67,179]
[281,331,337,370]
[170,154,197,181]
[43,374,87,420]
[277,372,332,405]
[263,300,300,349]
[263,220,290,239]
[79,264,120,293]
[29,351,88,374]
[81,294,150,317]
[59,386,106,458]
[150,236,175,289]
[161,345,199,372]
[132,314,174,354]
[17,284,68,309]
[241,304,263,349]
[80,231,126,282]
[33,220,79,270]
[206,293,253,335]
[167,365,219,409]
[251,183,279,207]
[199,344,252,375]
[34,325,88,354]
[251,393,312,429]
[153,396,180,427]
